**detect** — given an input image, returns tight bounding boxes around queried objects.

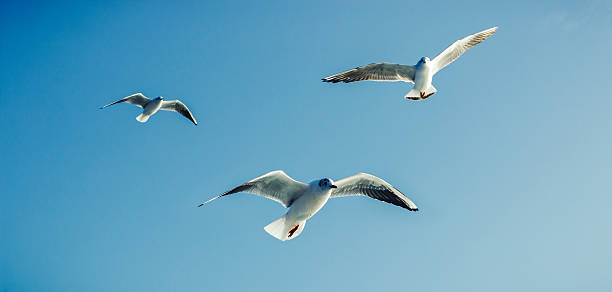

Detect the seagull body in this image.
[199,170,418,241]
[100,93,198,125]
[141,97,164,122]
[322,26,498,100]
[278,180,334,239]
[412,59,435,99]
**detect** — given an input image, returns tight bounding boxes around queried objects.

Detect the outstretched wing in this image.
[100,93,151,109]
[199,171,309,208]
[160,100,198,125]
[322,63,416,84]
[431,26,498,74]
[331,173,418,211]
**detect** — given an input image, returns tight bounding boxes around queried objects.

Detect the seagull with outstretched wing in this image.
[100,93,198,125]
[323,26,498,100]
[199,170,417,241]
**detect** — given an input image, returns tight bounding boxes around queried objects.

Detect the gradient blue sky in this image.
[2,0,612,291]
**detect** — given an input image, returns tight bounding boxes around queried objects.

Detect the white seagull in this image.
[322,26,498,100]
[199,170,418,241]
[100,93,198,125]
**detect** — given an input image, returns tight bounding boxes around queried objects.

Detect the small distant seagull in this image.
[322,26,498,100]
[100,93,197,125]
[199,170,418,241]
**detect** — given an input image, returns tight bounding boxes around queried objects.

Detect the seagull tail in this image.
[405,85,437,101]
[136,113,150,123]
[264,215,306,241]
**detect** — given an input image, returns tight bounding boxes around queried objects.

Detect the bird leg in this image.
[407,92,435,101]
[288,224,299,238]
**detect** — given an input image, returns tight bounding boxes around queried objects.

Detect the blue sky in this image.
[1,0,611,291]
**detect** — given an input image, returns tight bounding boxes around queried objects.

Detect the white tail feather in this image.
[405,85,437,101]
[263,215,306,241]
[136,113,149,123]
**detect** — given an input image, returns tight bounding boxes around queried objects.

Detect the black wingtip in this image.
[198,203,204,207]
[322,79,342,83]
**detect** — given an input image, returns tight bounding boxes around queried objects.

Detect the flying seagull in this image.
[100,93,197,125]
[199,170,418,241]
[322,26,498,100]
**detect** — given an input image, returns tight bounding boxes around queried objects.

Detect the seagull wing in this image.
[100,93,152,109]
[160,100,198,125]
[322,63,416,84]
[430,26,498,74]
[199,171,309,208]
[331,173,418,211]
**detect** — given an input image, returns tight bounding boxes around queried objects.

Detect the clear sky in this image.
[1,0,611,291]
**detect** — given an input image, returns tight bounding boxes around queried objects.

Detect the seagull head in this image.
[318,178,337,190]
[419,57,430,64]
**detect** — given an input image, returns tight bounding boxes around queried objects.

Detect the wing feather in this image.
[198,171,308,208]
[322,63,416,84]
[160,100,198,125]
[331,173,418,211]
[100,93,151,109]
[431,26,498,74]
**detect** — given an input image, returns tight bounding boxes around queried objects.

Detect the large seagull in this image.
[100,93,198,125]
[322,26,498,100]
[199,170,418,241]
